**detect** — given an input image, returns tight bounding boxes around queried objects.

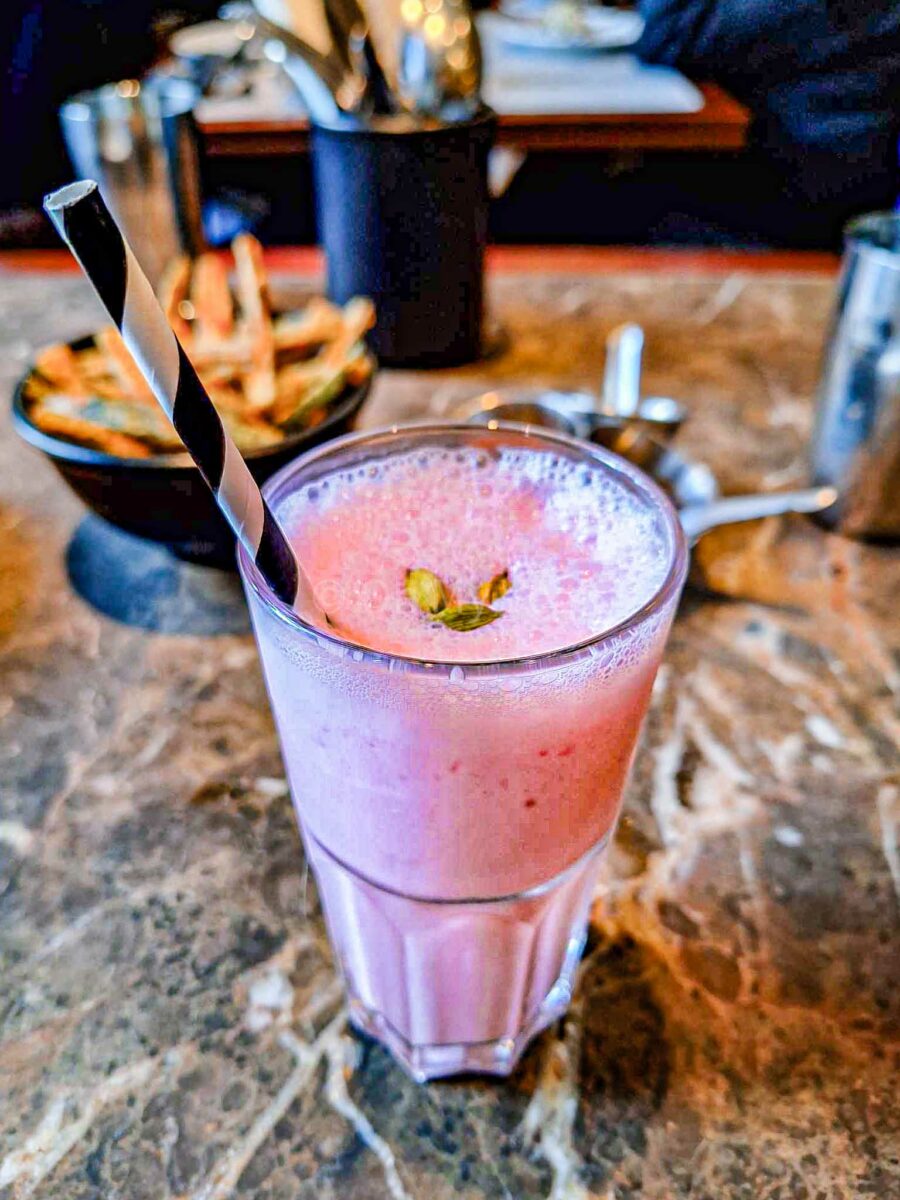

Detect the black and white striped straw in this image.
[44,180,324,619]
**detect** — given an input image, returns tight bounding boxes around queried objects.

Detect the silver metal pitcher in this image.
[811,212,900,539]
[59,76,205,287]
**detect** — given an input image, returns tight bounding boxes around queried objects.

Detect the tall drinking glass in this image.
[238,424,687,1080]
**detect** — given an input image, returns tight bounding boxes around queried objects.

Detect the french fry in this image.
[205,380,251,414]
[74,347,132,402]
[303,407,329,430]
[157,255,192,344]
[274,363,348,430]
[28,236,376,458]
[191,254,235,344]
[96,326,155,403]
[321,297,375,368]
[40,393,183,451]
[74,348,109,378]
[30,405,153,459]
[33,343,89,396]
[233,233,276,412]
[233,233,270,319]
[240,366,277,413]
[221,409,285,452]
[270,359,331,425]
[344,343,374,387]
[83,376,131,403]
[274,298,344,355]
[187,335,254,373]
[77,351,128,399]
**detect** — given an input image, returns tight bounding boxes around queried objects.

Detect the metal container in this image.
[811,212,900,539]
[60,77,205,287]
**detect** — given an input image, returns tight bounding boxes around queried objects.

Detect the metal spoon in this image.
[587,419,837,536]
[262,39,343,121]
[321,0,366,71]
[395,0,483,121]
[252,0,367,113]
[467,400,576,435]
[347,20,397,114]
[595,324,686,441]
[458,385,685,444]
[680,487,838,545]
[312,0,396,114]
[599,322,687,439]
[587,419,714,501]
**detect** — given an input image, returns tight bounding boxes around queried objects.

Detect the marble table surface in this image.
[1,256,897,1200]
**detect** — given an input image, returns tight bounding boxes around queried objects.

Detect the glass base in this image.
[347,928,586,1081]
[306,831,608,1082]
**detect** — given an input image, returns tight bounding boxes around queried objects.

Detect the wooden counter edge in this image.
[0,245,838,277]
[198,84,750,157]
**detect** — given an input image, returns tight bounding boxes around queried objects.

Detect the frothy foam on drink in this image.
[278,444,673,661]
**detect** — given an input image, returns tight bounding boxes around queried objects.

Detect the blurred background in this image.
[3,0,899,252]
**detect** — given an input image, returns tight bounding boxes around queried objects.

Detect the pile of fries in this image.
[24,234,375,458]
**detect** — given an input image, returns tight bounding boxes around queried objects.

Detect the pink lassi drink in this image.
[239,424,687,1080]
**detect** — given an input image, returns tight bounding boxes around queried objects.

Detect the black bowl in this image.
[12,335,374,567]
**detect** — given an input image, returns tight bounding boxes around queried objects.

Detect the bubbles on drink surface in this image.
[278,444,673,661]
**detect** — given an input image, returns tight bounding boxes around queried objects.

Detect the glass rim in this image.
[237,421,688,676]
[60,75,198,118]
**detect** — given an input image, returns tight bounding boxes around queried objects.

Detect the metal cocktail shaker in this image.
[811,212,900,539]
[59,77,205,288]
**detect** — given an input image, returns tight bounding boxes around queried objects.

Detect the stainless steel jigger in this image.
[812,212,900,540]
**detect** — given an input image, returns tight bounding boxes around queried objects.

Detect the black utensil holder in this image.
[311,110,495,368]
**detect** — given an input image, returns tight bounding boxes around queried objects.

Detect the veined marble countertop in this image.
[1,256,897,1199]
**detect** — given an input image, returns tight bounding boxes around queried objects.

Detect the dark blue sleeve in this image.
[636,1,824,75]
[634,0,717,65]
[634,0,900,209]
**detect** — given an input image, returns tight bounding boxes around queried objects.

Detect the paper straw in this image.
[44,180,324,619]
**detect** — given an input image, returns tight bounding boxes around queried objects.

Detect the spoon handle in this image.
[680,486,838,544]
[601,323,644,418]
